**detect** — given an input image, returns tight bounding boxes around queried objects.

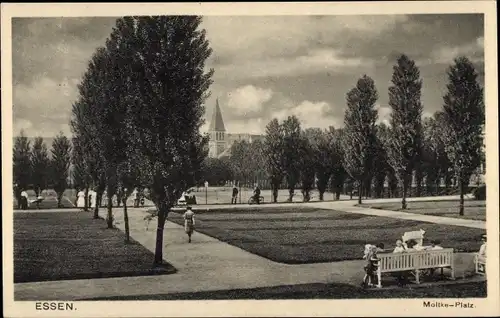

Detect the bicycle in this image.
[248,196,264,204]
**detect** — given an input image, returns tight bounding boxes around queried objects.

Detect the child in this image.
[362,243,384,288]
[183,206,196,243]
[393,239,406,253]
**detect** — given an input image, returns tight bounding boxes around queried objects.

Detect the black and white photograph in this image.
[2,2,498,317]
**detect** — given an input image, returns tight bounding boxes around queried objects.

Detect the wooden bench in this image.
[474,254,486,275]
[376,248,455,288]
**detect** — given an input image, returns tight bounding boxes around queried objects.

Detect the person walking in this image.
[231,184,239,204]
[183,206,196,243]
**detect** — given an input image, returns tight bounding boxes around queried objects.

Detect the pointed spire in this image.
[209,98,226,132]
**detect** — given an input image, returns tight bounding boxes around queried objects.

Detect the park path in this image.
[14,195,483,300]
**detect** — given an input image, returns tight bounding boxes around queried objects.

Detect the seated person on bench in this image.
[476,234,486,273]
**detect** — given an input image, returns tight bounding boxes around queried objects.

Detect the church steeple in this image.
[209,98,226,132]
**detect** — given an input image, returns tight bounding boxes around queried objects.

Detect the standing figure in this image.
[362,243,384,288]
[231,184,239,204]
[183,206,196,243]
[89,189,97,209]
[132,188,139,208]
[76,189,86,210]
[20,189,29,210]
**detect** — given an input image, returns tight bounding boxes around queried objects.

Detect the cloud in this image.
[427,36,484,65]
[272,100,343,130]
[213,48,375,80]
[203,15,408,61]
[13,118,34,135]
[226,85,274,117]
[375,104,392,125]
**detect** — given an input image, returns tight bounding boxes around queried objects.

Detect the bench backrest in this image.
[402,229,425,246]
[378,248,454,272]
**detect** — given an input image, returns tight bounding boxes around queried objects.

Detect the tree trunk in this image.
[319,191,324,201]
[123,197,130,243]
[84,188,89,212]
[57,193,63,208]
[93,192,100,219]
[154,209,168,265]
[358,182,362,204]
[459,178,464,216]
[107,194,114,229]
[288,188,294,202]
[272,186,278,203]
[401,176,408,210]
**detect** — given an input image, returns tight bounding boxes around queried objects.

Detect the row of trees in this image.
[68,16,213,265]
[13,133,72,208]
[213,55,484,215]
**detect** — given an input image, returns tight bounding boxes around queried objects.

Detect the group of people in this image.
[15,185,44,210]
[75,188,145,210]
[361,238,445,288]
[230,184,261,204]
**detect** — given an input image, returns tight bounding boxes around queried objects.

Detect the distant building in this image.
[207,98,264,158]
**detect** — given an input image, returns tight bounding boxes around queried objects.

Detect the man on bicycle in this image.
[253,184,261,205]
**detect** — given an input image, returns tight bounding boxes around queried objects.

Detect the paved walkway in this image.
[14,195,484,300]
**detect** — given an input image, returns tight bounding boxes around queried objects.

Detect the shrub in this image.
[473,184,486,200]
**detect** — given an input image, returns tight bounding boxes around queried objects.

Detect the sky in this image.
[12,14,485,137]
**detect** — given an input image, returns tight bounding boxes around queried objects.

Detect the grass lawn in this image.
[14,212,176,283]
[358,200,486,221]
[168,207,485,264]
[86,280,486,300]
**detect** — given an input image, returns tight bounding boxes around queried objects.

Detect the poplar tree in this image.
[281,116,303,202]
[442,56,484,215]
[30,137,50,197]
[50,133,72,207]
[130,16,213,265]
[264,118,285,203]
[342,75,379,204]
[386,54,423,209]
[330,127,348,200]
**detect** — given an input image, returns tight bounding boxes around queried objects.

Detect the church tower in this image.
[208,98,227,158]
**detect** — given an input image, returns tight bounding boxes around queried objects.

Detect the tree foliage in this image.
[342,75,379,204]
[50,132,72,207]
[386,54,423,208]
[264,119,285,202]
[13,131,32,205]
[30,137,50,196]
[281,116,303,202]
[442,56,484,215]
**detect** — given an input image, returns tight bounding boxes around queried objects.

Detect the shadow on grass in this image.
[14,212,177,283]
[84,281,486,300]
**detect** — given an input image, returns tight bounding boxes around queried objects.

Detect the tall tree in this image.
[330,127,348,200]
[281,116,303,202]
[342,75,379,204]
[264,118,285,202]
[304,127,338,201]
[442,56,484,215]
[50,132,72,207]
[30,137,50,197]
[386,54,423,209]
[71,48,108,219]
[129,16,213,265]
[230,140,255,188]
[422,112,450,196]
[298,133,316,202]
[13,131,32,207]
